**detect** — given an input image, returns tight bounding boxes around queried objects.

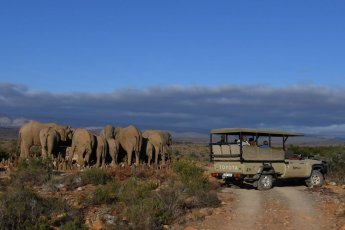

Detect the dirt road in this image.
[187,185,342,230]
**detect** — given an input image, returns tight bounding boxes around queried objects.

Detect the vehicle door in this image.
[284,159,309,178]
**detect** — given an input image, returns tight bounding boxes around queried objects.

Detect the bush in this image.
[0,149,9,160]
[61,216,88,230]
[117,177,159,205]
[154,180,186,224]
[0,187,63,229]
[0,140,17,159]
[81,168,109,185]
[126,197,165,229]
[11,158,53,187]
[172,158,211,195]
[92,181,120,205]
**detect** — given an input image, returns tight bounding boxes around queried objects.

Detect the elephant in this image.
[99,125,115,140]
[159,131,172,162]
[95,135,107,168]
[70,128,96,167]
[113,125,142,165]
[142,138,154,166]
[142,130,172,165]
[39,127,61,159]
[18,120,73,159]
[106,138,120,166]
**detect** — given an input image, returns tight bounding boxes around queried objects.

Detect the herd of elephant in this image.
[18,120,172,167]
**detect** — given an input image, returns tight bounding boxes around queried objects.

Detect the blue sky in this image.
[1,0,344,92]
[1,1,345,137]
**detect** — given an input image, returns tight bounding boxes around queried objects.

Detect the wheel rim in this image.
[261,175,271,188]
[311,174,321,185]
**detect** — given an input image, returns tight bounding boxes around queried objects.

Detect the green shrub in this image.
[24,216,51,230]
[0,187,63,229]
[61,217,88,230]
[172,158,210,195]
[127,197,165,229]
[154,180,185,224]
[0,149,9,160]
[81,168,109,185]
[12,158,53,187]
[92,181,120,205]
[117,177,159,204]
[0,140,17,159]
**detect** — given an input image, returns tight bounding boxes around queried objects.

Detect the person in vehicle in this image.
[217,135,226,144]
[248,137,256,146]
[260,140,269,148]
[237,136,250,146]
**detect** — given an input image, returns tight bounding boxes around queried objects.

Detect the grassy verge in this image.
[87,158,220,229]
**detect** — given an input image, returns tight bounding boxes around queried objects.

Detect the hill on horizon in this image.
[1,127,343,147]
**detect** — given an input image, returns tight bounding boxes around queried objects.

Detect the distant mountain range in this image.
[1,127,344,146]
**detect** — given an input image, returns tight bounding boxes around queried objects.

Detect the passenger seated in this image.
[217,135,226,144]
[260,140,269,148]
[248,138,256,146]
[237,136,250,146]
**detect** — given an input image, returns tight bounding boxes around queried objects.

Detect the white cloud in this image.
[1,82,345,137]
[0,116,28,127]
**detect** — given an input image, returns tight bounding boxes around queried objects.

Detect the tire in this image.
[257,174,273,191]
[305,170,324,188]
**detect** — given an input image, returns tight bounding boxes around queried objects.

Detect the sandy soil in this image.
[186,183,345,230]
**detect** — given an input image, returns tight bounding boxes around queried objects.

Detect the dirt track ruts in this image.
[191,185,333,230]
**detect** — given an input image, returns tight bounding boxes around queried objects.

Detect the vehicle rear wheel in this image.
[257,174,273,191]
[306,170,324,187]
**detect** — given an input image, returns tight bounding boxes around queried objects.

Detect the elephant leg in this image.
[135,150,140,165]
[84,149,91,167]
[149,152,153,166]
[47,143,53,159]
[109,149,116,167]
[95,150,101,168]
[127,150,132,165]
[147,144,152,166]
[154,145,159,165]
[162,146,166,165]
[41,145,47,159]
[77,147,85,166]
[21,142,30,159]
[114,150,118,165]
[101,149,106,168]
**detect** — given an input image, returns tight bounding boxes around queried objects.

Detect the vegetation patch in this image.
[11,158,53,187]
[81,167,110,185]
[0,186,63,229]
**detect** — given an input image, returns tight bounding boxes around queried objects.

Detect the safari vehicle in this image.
[209,128,327,190]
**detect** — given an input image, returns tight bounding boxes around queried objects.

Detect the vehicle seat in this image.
[221,145,231,155]
[212,145,222,156]
[230,144,240,157]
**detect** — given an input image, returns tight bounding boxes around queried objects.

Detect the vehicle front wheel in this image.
[305,170,324,188]
[257,174,273,191]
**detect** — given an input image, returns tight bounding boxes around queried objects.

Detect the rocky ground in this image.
[1,164,345,230]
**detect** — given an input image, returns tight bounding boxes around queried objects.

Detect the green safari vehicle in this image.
[209,128,327,190]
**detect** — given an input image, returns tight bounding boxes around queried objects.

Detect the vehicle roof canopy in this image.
[210,128,303,137]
